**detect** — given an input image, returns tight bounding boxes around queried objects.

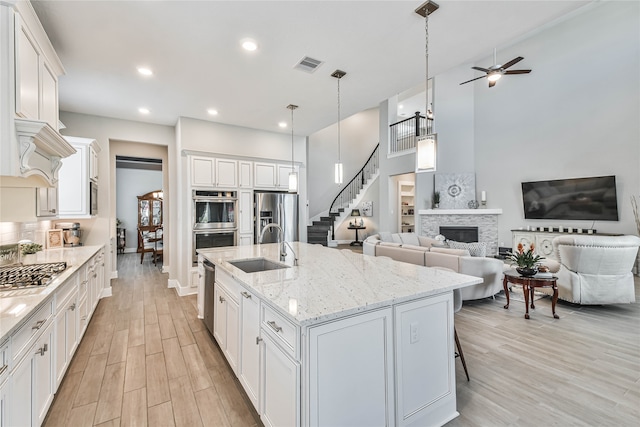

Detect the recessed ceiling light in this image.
[399,104,404,109]
[241,39,258,51]
[138,107,150,114]
[137,67,153,76]
[278,122,287,128]
[207,109,218,116]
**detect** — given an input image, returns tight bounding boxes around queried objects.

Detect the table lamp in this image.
[351,209,362,226]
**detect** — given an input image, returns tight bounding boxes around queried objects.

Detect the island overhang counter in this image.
[197,242,482,427]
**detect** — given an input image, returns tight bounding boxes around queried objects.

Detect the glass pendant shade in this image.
[334,162,343,184]
[416,136,436,171]
[288,171,298,192]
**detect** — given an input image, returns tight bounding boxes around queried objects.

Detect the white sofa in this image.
[549,235,640,304]
[363,233,506,301]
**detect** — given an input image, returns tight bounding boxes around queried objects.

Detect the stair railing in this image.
[329,143,379,240]
[389,112,433,155]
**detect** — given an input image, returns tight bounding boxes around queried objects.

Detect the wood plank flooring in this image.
[44,253,261,427]
[45,253,640,426]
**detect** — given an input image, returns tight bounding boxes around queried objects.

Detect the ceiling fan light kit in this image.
[460,48,532,87]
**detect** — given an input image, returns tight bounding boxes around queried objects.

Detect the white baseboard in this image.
[111,270,118,279]
[168,278,197,297]
[162,265,169,274]
[101,286,113,298]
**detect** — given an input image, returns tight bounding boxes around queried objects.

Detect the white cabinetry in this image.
[213,270,240,374]
[54,274,79,389]
[36,186,57,218]
[0,340,8,427]
[58,137,100,218]
[190,155,238,188]
[261,332,300,427]
[276,164,294,190]
[239,288,260,408]
[239,161,253,188]
[238,190,253,244]
[512,231,559,261]
[254,162,277,189]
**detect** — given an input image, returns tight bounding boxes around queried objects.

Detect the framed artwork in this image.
[434,173,476,209]
[361,201,373,216]
[47,229,64,249]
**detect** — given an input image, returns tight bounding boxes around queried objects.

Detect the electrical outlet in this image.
[410,322,419,344]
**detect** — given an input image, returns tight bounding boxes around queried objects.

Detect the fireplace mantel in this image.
[418,209,503,215]
[419,209,503,255]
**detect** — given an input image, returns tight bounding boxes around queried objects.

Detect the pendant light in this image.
[415,1,439,172]
[332,70,346,184]
[286,104,298,192]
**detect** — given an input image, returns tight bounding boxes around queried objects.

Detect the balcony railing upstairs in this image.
[389,111,433,155]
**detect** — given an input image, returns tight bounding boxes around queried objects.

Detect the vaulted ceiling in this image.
[32,0,591,136]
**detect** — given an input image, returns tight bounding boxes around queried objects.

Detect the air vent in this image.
[294,56,323,73]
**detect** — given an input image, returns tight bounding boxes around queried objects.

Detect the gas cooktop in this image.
[0,262,67,293]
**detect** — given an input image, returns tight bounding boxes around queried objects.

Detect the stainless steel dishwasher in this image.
[203,259,215,335]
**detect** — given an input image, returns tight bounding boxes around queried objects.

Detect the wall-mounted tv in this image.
[521,175,619,221]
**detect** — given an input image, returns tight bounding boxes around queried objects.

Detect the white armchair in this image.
[551,235,640,304]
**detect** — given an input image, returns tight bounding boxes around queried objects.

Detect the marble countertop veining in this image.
[199,243,482,327]
[0,245,103,343]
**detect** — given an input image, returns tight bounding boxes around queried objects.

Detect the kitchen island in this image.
[198,242,482,427]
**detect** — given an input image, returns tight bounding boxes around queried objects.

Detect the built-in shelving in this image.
[398,181,415,233]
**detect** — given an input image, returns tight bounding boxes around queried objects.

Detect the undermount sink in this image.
[228,258,290,274]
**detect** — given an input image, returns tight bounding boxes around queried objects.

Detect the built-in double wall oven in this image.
[192,190,237,264]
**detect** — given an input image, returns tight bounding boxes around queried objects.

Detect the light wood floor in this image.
[44,253,261,427]
[45,254,640,426]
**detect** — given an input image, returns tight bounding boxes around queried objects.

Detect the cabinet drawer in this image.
[55,273,79,312]
[0,339,8,384]
[216,268,241,303]
[11,299,53,364]
[261,303,299,358]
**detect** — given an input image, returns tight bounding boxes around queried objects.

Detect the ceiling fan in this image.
[460,49,531,88]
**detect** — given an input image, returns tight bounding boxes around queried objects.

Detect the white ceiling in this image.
[31,0,591,136]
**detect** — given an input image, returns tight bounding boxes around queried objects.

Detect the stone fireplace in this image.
[418,209,502,256]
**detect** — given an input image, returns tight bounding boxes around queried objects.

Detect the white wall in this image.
[115,167,163,251]
[307,108,379,218]
[474,1,639,245]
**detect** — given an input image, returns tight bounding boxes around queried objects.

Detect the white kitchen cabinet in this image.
[307,308,394,427]
[58,136,100,218]
[254,162,277,189]
[36,186,57,218]
[239,160,253,188]
[261,332,300,427]
[54,275,79,390]
[238,234,254,246]
[216,158,237,188]
[9,321,54,427]
[238,190,253,235]
[213,283,240,374]
[0,377,6,427]
[276,164,295,190]
[15,17,39,121]
[239,288,260,409]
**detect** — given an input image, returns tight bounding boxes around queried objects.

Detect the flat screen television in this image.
[521,175,619,221]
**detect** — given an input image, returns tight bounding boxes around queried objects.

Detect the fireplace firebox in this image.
[439,226,478,243]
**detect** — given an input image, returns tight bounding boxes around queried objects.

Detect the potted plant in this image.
[21,242,43,264]
[507,242,544,276]
[432,191,440,209]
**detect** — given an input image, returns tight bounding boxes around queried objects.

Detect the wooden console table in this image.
[503,270,559,319]
[348,225,366,246]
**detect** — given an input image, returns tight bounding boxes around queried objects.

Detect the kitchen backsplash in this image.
[0,221,53,246]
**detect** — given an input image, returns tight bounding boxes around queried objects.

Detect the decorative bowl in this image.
[516,267,537,277]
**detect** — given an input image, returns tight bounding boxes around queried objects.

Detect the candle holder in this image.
[481,200,487,208]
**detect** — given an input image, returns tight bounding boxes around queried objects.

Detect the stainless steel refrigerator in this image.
[254,192,299,244]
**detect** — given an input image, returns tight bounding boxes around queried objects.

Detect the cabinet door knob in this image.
[219,296,225,303]
[69,302,76,311]
[35,343,48,356]
[32,319,46,330]
[256,336,263,345]
[241,291,252,299]
[267,320,282,333]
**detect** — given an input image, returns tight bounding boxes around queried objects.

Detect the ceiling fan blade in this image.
[471,66,490,73]
[459,75,487,85]
[501,56,524,70]
[488,80,496,88]
[504,69,531,75]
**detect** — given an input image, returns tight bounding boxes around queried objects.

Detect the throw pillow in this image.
[399,233,420,246]
[447,240,487,257]
[392,234,402,244]
[418,235,441,248]
[379,232,394,243]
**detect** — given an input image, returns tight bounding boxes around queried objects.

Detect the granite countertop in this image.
[199,242,482,327]
[0,245,103,343]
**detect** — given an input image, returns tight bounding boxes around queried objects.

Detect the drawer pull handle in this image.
[267,320,282,333]
[32,319,46,330]
[219,296,225,303]
[35,343,48,356]
[0,364,7,376]
[241,291,252,299]
[81,316,87,321]
[256,336,263,345]
[69,302,76,311]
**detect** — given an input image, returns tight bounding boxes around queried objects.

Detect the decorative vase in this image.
[516,267,537,277]
[22,253,37,264]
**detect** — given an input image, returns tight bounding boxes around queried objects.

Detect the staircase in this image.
[307,144,380,246]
